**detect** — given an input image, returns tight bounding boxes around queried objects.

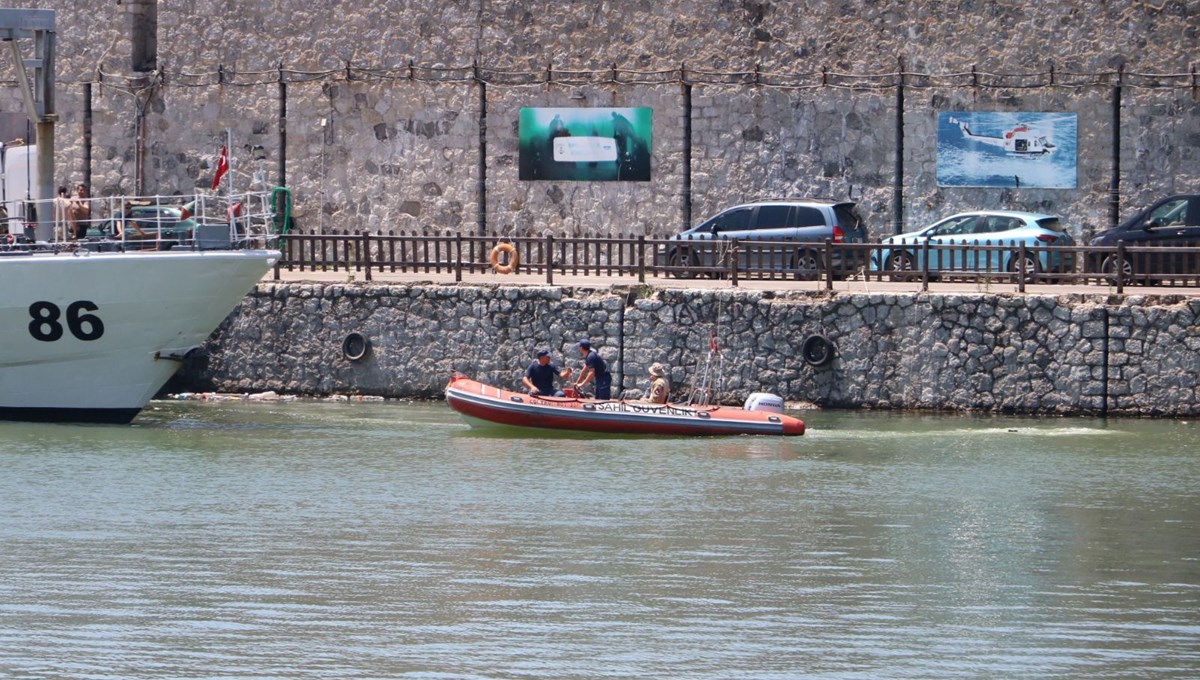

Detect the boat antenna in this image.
[712,295,727,404]
[713,331,726,404]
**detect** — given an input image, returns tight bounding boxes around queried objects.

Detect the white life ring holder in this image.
[489,243,519,275]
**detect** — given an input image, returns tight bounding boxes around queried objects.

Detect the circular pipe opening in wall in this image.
[801,334,834,367]
[342,332,370,362]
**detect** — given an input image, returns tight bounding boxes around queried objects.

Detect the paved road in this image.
[263,266,1200,297]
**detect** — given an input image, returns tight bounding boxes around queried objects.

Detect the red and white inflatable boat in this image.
[445,376,805,436]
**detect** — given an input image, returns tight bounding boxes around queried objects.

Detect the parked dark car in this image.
[1088,195,1200,283]
[657,199,868,279]
[86,203,197,249]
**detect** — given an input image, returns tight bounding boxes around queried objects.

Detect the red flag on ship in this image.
[211,145,228,190]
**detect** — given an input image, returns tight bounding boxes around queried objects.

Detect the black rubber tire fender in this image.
[801,334,835,367]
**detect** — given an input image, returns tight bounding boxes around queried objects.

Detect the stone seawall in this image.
[190,284,1200,417]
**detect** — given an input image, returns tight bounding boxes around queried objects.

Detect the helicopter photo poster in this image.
[936,111,1077,189]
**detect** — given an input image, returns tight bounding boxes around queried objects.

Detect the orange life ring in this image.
[489,243,519,275]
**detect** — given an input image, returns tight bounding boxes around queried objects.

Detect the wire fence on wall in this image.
[80,62,1200,93]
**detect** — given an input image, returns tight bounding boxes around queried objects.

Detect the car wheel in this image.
[886,252,916,282]
[1100,254,1133,286]
[790,249,821,281]
[1009,252,1041,283]
[668,249,697,280]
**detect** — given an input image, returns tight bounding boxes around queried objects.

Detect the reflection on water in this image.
[1,402,1198,678]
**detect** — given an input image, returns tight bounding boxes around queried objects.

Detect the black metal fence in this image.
[274,230,1200,294]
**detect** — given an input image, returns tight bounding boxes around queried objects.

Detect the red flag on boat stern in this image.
[211,146,228,190]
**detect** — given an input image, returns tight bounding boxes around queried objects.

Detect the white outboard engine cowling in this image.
[743,392,784,414]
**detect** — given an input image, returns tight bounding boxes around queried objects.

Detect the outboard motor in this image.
[743,392,784,414]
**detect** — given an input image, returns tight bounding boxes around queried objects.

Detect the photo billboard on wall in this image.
[518,107,652,181]
[937,112,1077,189]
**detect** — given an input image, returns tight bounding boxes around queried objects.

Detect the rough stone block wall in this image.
[689,86,896,231]
[4,1,1199,241]
[193,284,1200,417]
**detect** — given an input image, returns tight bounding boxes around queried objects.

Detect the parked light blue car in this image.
[871,211,1076,281]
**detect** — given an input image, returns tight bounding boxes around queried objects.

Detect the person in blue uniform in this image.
[574,339,613,400]
[522,349,572,397]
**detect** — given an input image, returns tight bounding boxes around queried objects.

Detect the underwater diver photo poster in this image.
[518,107,653,181]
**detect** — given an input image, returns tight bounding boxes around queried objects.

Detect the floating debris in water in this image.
[168,392,383,403]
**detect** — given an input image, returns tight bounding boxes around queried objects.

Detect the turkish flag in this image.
[211,145,228,190]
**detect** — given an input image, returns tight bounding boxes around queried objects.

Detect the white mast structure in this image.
[1,8,56,242]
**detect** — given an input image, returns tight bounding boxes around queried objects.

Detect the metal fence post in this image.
[546,234,554,285]
[455,233,462,282]
[920,238,930,292]
[362,231,373,281]
[1116,241,1125,294]
[1017,241,1027,293]
[824,238,833,291]
[730,239,739,287]
[637,235,646,283]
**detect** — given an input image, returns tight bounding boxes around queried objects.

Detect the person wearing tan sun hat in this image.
[645,363,669,404]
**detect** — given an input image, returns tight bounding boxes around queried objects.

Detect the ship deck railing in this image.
[2,191,282,252]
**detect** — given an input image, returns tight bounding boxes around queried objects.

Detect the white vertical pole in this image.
[225,128,232,197]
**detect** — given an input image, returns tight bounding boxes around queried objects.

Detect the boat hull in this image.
[1,249,278,423]
[445,376,804,436]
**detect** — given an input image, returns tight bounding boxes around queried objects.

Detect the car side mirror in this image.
[708,224,719,234]
[1145,217,1161,229]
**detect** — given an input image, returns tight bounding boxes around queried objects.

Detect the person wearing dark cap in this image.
[522,349,572,397]
[574,339,613,400]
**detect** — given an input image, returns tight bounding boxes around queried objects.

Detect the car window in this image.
[931,215,977,236]
[1149,199,1188,227]
[791,206,826,228]
[693,215,720,233]
[1035,217,1064,232]
[832,205,860,230]
[710,207,752,233]
[753,205,791,230]
[981,216,1023,234]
